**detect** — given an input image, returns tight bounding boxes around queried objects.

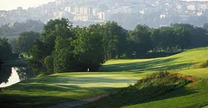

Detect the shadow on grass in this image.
[100,57,194,72]
[0,86,126,108]
[9,84,81,92]
[78,85,196,108]
[77,72,198,108]
[0,85,125,108]
[0,93,76,108]
[6,76,136,93]
[0,73,138,108]
[23,76,136,85]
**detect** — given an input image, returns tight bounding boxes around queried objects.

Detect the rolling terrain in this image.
[79,47,208,108]
[0,47,208,107]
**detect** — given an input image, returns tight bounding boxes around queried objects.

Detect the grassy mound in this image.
[1,47,208,107]
[193,60,208,69]
[78,72,194,108]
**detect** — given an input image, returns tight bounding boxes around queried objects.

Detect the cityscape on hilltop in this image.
[0,0,208,29]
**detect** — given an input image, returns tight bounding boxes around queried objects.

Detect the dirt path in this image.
[47,94,109,108]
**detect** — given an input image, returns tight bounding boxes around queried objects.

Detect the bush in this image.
[133,71,190,90]
[84,72,194,108]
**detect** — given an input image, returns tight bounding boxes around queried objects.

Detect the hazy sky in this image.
[0,0,55,10]
[1,0,208,11]
[182,0,208,1]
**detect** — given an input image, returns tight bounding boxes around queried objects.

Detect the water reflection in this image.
[0,67,20,88]
[0,66,35,88]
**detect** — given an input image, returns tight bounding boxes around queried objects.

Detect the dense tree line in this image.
[14,18,207,74]
[127,24,208,58]
[171,24,208,48]
[29,18,128,74]
[0,38,16,61]
[150,26,189,52]
[0,20,44,37]
[16,31,40,54]
[128,25,152,57]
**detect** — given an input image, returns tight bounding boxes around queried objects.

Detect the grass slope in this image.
[101,47,208,78]
[0,72,146,107]
[1,47,208,107]
[77,72,195,108]
[79,47,208,108]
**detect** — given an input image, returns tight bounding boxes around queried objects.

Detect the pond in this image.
[0,66,35,88]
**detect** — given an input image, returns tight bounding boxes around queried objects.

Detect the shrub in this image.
[82,71,195,108]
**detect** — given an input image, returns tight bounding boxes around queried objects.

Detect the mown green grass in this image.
[0,72,146,107]
[78,47,208,108]
[123,47,208,108]
[77,72,195,108]
[101,47,208,77]
[78,78,208,108]
[1,47,208,108]
[122,79,208,108]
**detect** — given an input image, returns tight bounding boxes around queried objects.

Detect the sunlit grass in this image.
[78,47,208,108]
[101,47,208,75]
[1,47,208,107]
[0,72,147,107]
[122,79,208,108]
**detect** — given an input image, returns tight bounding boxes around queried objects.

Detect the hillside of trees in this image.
[0,20,44,37]
[28,19,128,74]
[18,18,207,75]
[0,18,206,75]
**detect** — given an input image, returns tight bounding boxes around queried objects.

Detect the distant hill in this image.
[1,0,208,29]
[0,20,44,38]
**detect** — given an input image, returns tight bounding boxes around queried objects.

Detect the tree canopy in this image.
[0,38,13,61]
[128,25,152,57]
[0,20,44,37]
[26,18,208,75]
[16,31,40,54]
[73,24,105,71]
